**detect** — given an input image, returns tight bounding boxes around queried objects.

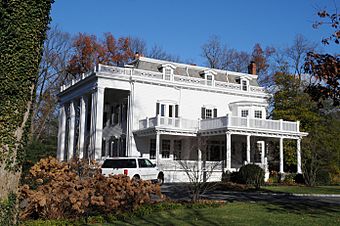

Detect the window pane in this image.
[242,80,248,91]
[241,110,248,117]
[138,159,154,168]
[161,139,170,158]
[206,109,212,119]
[254,110,262,119]
[102,159,136,168]
[169,105,173,117]
[164,68,171,80]
[174,140,182,160]
[161,104,165,116]
[150,139,156,159]
[175,105,179,118]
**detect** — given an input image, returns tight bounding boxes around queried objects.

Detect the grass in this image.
[21,201,340,226]
[263,185,340,194]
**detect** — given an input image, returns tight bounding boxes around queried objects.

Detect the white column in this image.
[198,148,202,173]
[57,105,66,161]
[246,135,251,163]
[89,87,105,160]
[78,96,87,159]
[297,138,302,174]
[279,137,284,173]
[94,87,104,160]
[226,132,231,170]
[68,101,76,161]
[156,132,160,165]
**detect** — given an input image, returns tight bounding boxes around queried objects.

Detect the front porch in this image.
[134,116,307,183]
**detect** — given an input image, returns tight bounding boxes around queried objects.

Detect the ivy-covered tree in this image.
[0,0,53,223]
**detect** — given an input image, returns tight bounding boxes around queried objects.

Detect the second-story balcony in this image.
[137,115,301,134]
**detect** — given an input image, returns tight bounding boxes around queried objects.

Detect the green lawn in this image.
[21,201,340,226]
[263,185,340,194]
[104,202,340,226]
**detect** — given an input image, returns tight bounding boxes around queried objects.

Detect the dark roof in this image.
[130,57,259,86]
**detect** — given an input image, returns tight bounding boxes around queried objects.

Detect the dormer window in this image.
[159,64,176,81]
[241,79,249,91]
[200,69,216,86]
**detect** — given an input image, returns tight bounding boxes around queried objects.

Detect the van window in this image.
[138,159,154,168]
[102,159,136,168]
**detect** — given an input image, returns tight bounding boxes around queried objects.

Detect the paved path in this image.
[161,183,340,207]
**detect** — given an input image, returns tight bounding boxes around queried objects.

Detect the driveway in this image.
[161,183,340,207]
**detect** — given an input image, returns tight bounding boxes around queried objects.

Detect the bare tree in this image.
[201,35,251,72]
[285,34,317,82]
[128,36,148,56]
[147,44,181,62]
[178,137,220,202]
[31,26,72,140]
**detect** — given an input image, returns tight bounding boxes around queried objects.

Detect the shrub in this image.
[282,173,296,185]
[238,164,265,189]
[267,171,279,184]
[19,157,162,220]
[294,173,305,184]
[316,169,331,185]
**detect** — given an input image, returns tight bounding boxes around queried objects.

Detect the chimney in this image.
[248,61,256,75]
[134,52,140,59]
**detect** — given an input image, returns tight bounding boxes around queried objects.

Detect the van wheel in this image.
[132,174,140,181]
[157,172,164,185]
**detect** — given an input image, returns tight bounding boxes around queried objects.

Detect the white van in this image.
[101,157,164,184]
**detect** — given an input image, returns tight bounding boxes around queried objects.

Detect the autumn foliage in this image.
[67,33,133,76]
[19,157,161,220]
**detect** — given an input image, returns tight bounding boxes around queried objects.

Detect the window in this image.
[156,102,179,118]
[241,110,249,117]
[149,139,156,159]
[101,159,136,168]
[164,68,172,80]
[175,105,179,118]
[160,104,165,116]
[174,140,182,160]
[138,159,154,168]
[161,139,170,158]
[206,74,213,86]
[169,105,173,117]
[242,80,248,91]
[254,110,263,119]
[206,109,212,119]
[201,107,217,119]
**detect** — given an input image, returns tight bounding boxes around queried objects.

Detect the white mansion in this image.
[57,56,307,182]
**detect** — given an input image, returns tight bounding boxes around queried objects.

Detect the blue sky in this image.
[51,0,339,64]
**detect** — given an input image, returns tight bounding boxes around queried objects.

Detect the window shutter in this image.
[213,108,217,118]
[175,105,179,118]
[156,103,159,115]
[201,107,206,119]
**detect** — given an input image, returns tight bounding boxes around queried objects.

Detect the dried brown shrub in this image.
[19,157,161,220]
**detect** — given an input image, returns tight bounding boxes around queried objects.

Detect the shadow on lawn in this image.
[162,183,340,218]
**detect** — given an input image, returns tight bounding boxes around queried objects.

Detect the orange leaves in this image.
[19,157,162,220]
[67,33,134,76]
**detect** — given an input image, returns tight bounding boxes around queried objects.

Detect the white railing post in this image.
[279,119,283,131]
[157,115,160,126]
[178,117,182,128]
[197,118,201,130]
[146,117,149,128]
[297,120,300,132]
[226,114,230,127]
[246,116,250,128]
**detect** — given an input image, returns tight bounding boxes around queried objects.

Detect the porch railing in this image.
[139,116,198,130]
[139,115,299,132]
[158,160,223,171]
[61,64,267,95]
